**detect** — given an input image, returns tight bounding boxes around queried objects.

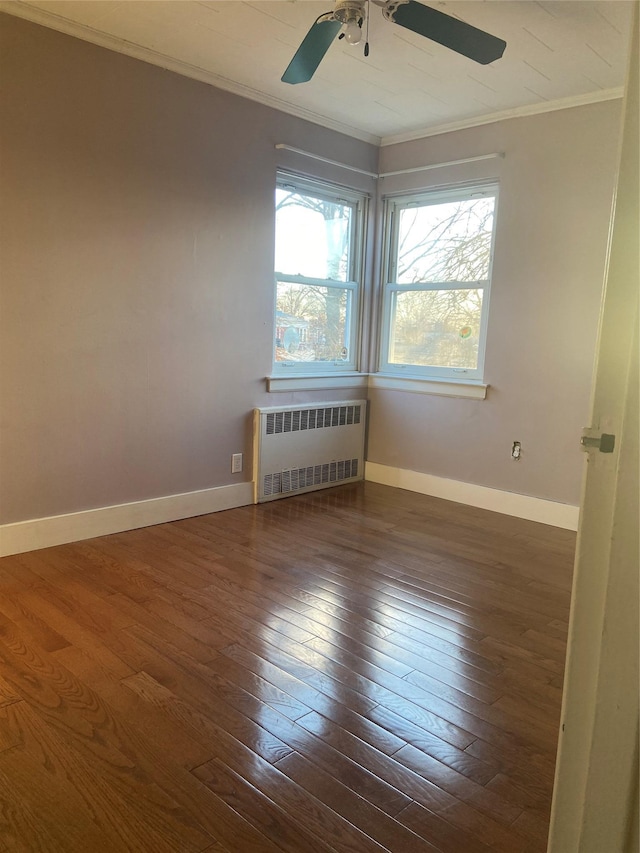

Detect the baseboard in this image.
[0,482,255,558]
[365,462,580,530]
[0,466,579,558]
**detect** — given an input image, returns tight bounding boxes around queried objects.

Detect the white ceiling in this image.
[2,0,634,144]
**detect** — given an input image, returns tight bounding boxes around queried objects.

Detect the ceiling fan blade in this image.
[387,1,506,65]
[282,16,342,84]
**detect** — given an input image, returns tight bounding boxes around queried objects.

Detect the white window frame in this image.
[273,172,366,375]
[379,183,499,382]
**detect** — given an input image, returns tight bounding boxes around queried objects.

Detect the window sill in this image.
[368,374,488,400]
[267,373,487,399]
[267,373,369,393]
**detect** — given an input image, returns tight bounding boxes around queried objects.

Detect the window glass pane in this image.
[389,288,484,369]
[275,189,352,281]
[395,197,495,284]
[275,281,351,364]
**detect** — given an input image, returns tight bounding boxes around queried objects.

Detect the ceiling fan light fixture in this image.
[344,20,363,44]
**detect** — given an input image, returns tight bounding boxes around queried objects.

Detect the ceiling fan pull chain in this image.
[364,0,370,56]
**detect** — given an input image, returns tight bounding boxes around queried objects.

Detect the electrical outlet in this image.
[511,441,521,461]
[231,453,243,474]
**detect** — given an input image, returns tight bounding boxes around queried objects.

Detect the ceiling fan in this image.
[282,0,506,84]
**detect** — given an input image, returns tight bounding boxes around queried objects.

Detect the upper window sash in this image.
[385,184,497,268]
[275,177,363,285]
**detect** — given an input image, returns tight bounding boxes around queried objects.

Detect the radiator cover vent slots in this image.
[268,458,359,497]
[265,404,361,436]
[254,400,366,503]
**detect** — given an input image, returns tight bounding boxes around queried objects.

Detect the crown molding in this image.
[0,2,381,146]
[379,88,625,147]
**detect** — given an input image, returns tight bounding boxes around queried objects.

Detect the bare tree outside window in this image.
[383,190,497,377]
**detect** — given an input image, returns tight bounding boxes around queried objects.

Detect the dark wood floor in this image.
[0,482,575,852]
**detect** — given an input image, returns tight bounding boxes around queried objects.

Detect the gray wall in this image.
[0,15,376,525]
[0,14,621,527]
[368,102,621,505]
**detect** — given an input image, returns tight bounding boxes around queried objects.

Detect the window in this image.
[380,184,498,381]
[274,173,365,374]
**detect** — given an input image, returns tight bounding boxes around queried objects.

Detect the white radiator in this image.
[253,400,366,503]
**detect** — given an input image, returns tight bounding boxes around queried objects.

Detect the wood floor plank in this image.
[275,750,442,853]
[221,639,381,718]
[303,635,552,755]
[392,743,521,825]
[297,711,535,853]
[0,755,90,853]
[0,696,211,852]
[194,757,339,853]
[0,701,27,753]
[208,644,374,731]
[7,589,137,685]
[395,801,500,853]
[52,647,220,772]
[204,655,314,722]
[198,751,391,853]
[0,593,71,654]
[3,551,138,634]
[195,582,320,646]
[275,583,400,641]
[0,482,573,851]
[221,631,480,754]
[120,668,298,775]
[201,672,413,818]
[287,561,490,644]
[479,635,565,677]
[62,541,162,603]
[511,807,555,848]
[120,628,297,766]
[299,588,506,683]
[0,674,21,710]
[289,601,504,706]
[464,733,556,786]
[0,624,288,853]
